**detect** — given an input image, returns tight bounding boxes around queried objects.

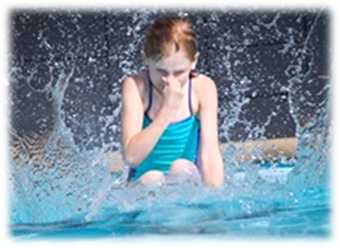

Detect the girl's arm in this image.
[121,76,170,167]
[197,77,224,187]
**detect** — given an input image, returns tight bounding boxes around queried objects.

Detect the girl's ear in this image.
[195,52,200,60]
[190,53,200,77]
[191,52,200,70]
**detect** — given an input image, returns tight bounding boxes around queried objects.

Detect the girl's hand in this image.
[160,75,185,120]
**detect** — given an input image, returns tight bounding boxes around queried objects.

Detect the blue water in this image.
[9,10,330,239]
[10,161,330,239]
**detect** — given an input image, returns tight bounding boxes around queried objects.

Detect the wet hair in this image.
[143,16,198,62]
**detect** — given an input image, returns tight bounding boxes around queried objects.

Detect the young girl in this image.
[120,16,224,187]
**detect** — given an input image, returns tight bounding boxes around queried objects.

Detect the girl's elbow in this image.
[202,166,224,188]
[201,156,224,185]
[215,176,224,187]
[206,175,224,188]
[122,148,140,167]
[124,154,136,166]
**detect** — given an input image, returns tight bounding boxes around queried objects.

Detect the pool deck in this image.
[107,137,297,172]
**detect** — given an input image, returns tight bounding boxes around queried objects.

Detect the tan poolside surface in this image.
[106,137,297,172]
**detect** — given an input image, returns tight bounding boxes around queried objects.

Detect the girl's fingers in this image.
[161,77,169,86]
[161,76,182,90]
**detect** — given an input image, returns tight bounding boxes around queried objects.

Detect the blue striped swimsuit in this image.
[128,70,201,181]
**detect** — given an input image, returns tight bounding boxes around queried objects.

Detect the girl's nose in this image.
[161,74,175,84]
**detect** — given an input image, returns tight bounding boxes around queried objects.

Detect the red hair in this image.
[143,16,198,62]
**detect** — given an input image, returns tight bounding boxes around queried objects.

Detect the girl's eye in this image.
[157,69,185,76]
[158,70,167,75]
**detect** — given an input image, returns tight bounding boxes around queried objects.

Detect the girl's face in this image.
[145,45,199,89]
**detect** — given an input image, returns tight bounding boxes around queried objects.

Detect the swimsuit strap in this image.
[188,71,193,116]
[145,69,153,115]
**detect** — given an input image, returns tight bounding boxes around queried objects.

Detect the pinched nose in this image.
[161,75,174,85]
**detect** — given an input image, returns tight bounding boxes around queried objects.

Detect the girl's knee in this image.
[139,170,165,186]
[170,159,198,176]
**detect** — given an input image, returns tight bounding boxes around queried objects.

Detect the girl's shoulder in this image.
[192,73,216,101]
[122,70,148,100]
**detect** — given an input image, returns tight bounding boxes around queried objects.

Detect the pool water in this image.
[10,160,330,239]
[9,10,330,239]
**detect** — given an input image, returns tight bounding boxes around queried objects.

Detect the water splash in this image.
[9,10,330,235]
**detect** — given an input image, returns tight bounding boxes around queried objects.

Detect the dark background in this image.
[10,9,329,151]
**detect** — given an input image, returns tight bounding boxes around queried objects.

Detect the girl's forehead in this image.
[151,50,192,71]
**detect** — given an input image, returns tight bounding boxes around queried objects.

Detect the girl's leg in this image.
[139,170,165,186]
[169,159,200,177]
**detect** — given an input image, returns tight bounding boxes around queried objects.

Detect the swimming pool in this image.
[9,10,330,239]
[10,158,330,238]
